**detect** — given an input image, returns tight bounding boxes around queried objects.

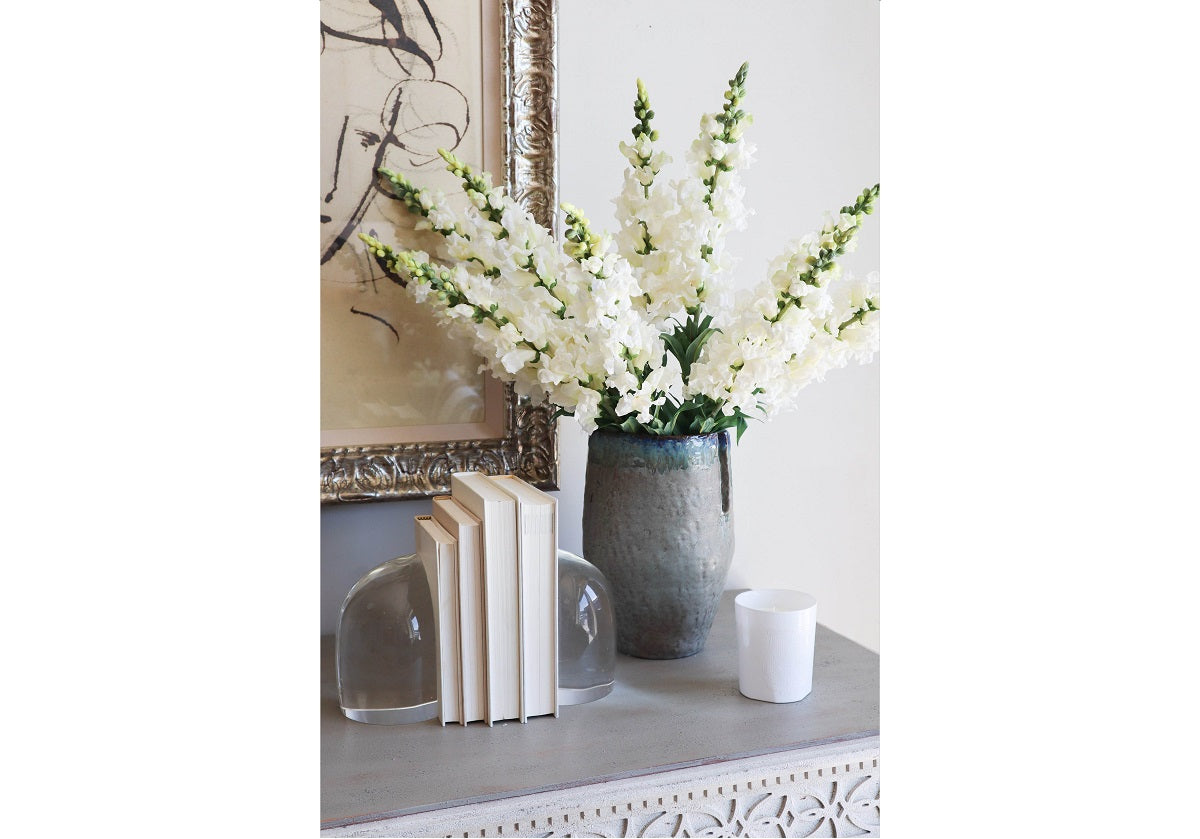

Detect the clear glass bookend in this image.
[557,549,616,706]
[337,549,617,724]
[336,555,439,724]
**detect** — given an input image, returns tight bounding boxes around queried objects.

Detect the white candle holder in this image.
[734,589,818,703]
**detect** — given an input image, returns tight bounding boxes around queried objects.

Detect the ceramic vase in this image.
[581,431,734,659]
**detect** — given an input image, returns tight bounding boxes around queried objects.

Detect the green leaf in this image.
[660,330,686,362]
[684,327,720,366]
[664,401,699,435]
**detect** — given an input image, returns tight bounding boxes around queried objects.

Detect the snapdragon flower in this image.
[686,186,881,418]
[622,63,755,327]
[613,79,669,268]
[354,61,880,440]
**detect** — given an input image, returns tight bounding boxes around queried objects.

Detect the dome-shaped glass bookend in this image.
[337,549,617,723]
[336,554,438,724]
[557,549,616,706]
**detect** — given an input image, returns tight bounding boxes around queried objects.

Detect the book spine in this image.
[433,498,487,725]
[413,517,445,726]
[481,529,496,728]
[535,507,557,719]
[473,499,516,723]
[493,512,520,723]
[549,502,559,718]
[442,539,462,726]
[517,501,528,725]
[461,529,486,725]
[516,503,556,720]
[416,515,462,725]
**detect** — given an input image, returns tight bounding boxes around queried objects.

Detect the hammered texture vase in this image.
[581,431,734,659]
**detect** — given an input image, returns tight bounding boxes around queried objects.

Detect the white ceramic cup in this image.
[734,589,818,703]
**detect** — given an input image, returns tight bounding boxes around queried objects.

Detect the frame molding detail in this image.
[321,383,558,503]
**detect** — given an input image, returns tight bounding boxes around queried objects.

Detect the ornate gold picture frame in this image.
[320,0,558,504]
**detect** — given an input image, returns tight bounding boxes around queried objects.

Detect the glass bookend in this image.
[336,553,438,724]
[337,548,617,724]
[557,549,616,706]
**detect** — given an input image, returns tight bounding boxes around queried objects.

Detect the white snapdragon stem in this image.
[763,185,879,324]
[358,235,607,418]
[560,202,676,428]
[630,63,756,326]
[375,167,463,240]
[376,166,509,283]
[694,61,755,249]
[614,79,670,270]
[439,149,576,321]
[376,165,573,351]
[686,185,880,418]
[378,158,615,415]
[612,78,697,329]
[765,269,880,409]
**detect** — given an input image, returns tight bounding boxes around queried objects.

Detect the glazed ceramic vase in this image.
[581,431,734,659]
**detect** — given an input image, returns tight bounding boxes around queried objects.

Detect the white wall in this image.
[322,0,879,650]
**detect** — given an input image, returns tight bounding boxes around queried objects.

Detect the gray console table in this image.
[321,591,880,837]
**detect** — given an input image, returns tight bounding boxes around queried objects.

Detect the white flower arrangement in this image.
[360,62,878,440]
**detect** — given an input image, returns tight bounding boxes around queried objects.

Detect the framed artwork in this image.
[319,0,559,503]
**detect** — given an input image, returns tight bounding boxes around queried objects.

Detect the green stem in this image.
[767,184,880,324]
[836,299,879,336]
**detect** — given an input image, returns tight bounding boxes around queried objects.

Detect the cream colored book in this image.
[431,495,488,725]
[415,515,462,726]
[489,475,558,722]
[450,471,520,725]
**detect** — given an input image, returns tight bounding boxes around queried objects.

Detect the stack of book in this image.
[415,471,559,726]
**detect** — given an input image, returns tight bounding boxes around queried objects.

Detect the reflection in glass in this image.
[336,554,438,724]
[557,550,616,705]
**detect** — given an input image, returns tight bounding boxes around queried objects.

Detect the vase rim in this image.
[589,429,728,441]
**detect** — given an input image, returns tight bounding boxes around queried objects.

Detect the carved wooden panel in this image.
[322,741,880,838]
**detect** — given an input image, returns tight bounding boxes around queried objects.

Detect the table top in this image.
[321,590,879,830]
